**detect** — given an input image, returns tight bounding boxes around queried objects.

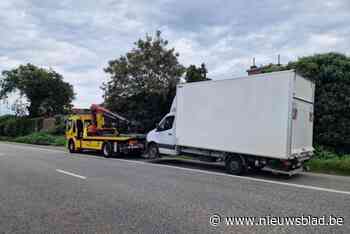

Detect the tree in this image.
[0,64,75,117]
[261,53,350,152]
[185,63,211,83]
[11,97,28,117]
[102,31,185,132]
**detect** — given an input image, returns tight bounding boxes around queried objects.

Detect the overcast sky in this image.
[1,0,349,113]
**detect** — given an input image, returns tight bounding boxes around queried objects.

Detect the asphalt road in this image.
[0,142,349,234]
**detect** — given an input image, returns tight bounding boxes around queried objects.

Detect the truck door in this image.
[291,100,314,155]
[156,115,176,155]
[76,120,83,139]
[65,119,73,139]
[291,74,315,156]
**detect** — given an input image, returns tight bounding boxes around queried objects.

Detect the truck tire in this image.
[102,142,113,158]
[147,143,160,159]
[68,140,76,153]
[225,156,246,175]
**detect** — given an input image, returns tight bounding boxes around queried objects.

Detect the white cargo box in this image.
[175,70,315,159]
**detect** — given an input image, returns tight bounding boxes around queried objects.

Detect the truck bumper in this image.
[263,166,304,176]
[263,154,312,176]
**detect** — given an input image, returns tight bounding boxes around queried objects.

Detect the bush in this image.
[53,135,66,146]
[47,122,66,135]
[0,117,41,137]
[306,147,350,175]
[0,115,16,124]
[0,136,11,141]
[306,157,350,176]
[313,145,340,159]
[44,115,66,135]
[14,132,66,146]
[1,118,31,137]
[32,117,44,132]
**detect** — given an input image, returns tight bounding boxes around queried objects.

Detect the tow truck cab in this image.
[65,107,145,157]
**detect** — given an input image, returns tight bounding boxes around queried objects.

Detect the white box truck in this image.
[146,70,315,175]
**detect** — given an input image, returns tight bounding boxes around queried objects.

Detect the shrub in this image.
[307,147,350,175]
[0,136,11,141]
[307,157,350,176]
[0,117,41,137]
[14,132,65,146]
[31,117,44,132]
[53,135,66,146]
[2,119,22,137]
[0,115,16,124]
[313,145,340,159]
[47,122,66,135]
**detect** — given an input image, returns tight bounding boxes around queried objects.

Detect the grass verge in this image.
[0,132,66,146]
[302,146,350,176]
[306,157,350,176]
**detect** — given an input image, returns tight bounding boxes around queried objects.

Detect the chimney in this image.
[247,58,264,75]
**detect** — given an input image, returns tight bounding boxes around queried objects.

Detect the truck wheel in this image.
[147,143,159,159]
[102,142,113,158]
[226,156,246,175]
[68,140,76,153]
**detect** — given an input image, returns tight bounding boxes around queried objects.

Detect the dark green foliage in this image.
[103,31,185,132]
[0,136,11,141]
[261,53,350,153]
[306,156,350,176]
[313,146,338,159]
[48,115,66,135]
[0,64,75,117]
[33,118,44,131]
[0,114,66,138]
[185,63,211,83]
[0,115,15,124]
[47,122,66,135]
[0,117,36,137]
[0,117,45,137]
[14,132,66,146]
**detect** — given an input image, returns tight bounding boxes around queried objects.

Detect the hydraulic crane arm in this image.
[90,104,129,123]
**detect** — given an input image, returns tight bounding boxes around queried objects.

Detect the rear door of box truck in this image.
[290,73,315,157]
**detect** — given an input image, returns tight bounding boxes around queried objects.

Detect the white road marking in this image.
[1,143,350,196]
[56,169,87,180]
[112,159,350,196]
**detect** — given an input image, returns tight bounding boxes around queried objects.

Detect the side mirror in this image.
[156,123,160,131]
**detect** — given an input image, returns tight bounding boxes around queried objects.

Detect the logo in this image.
[209,214,222,227]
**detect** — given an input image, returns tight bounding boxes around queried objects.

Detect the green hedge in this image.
[306,157,350,176]
[14,132,66,146]
[0,115,66,140]
[0,117,43,137]
[0,114,16,123]
[312,145,340,159]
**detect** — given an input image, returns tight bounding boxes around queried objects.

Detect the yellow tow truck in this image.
[65,104,145,157]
